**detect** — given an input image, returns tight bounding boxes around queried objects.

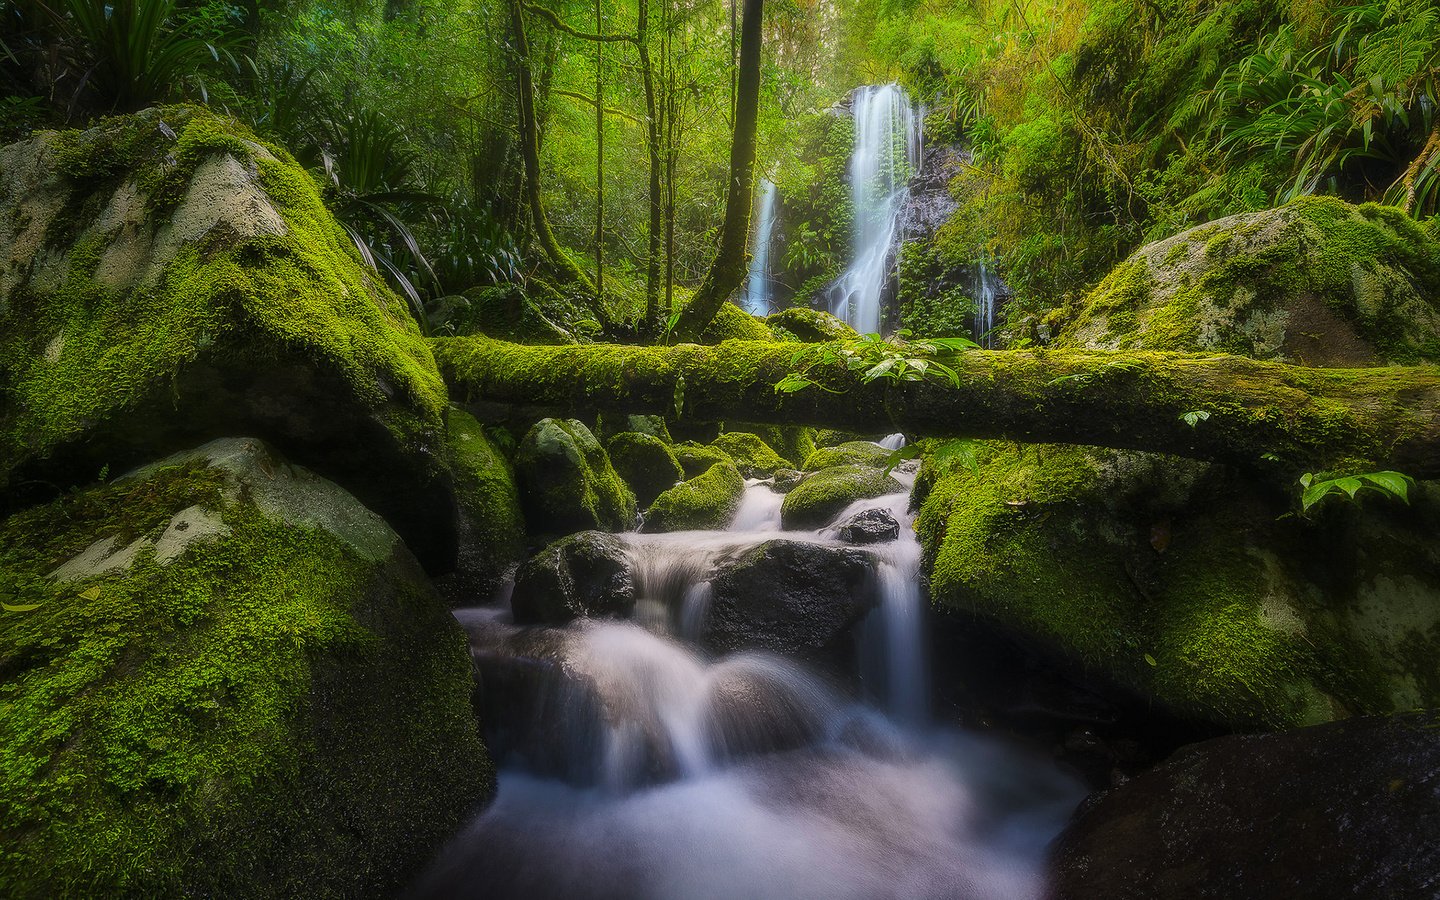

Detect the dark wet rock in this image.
[511,531,635,625]
[704,540,874,673]
[838,508,900,544]
[436,410,526,606]
[1051,711,1440,900]
[607,431,684,508]
[771,468,804,493]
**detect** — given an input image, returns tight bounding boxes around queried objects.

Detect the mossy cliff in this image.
[0,439,492,897]
[1060,197,1440,365]
[0,105,456,570]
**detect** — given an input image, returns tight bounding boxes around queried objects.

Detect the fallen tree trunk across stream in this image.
[433,336,1440,478]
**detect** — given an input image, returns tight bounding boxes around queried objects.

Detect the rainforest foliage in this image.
[3,0,1437,338]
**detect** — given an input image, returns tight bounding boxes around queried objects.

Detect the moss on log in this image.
[433,336,1440,478]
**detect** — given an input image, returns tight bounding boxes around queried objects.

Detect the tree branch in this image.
[523,2,637,43]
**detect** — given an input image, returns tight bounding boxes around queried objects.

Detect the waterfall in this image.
[743,179,779,316]
[829,84,922,335]
[976,260,998,348]
[423,438,1082,899]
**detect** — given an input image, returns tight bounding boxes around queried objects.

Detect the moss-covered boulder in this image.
[595,411,671,444]
[700,301,773,343]
[916,441,1440,730]
[803,440,892,470]
[515,418,637,535]
[0,105,457,570]
[710,431,786,477]
[0,438,491,898]
[437,410,526,605]
[764,307,858,342]
[642,460,745,532]
[607,431,684,507]
[1060,197,1440,365]
[723,423,817,469]
[673,441,737,480]
[780,464,905,530]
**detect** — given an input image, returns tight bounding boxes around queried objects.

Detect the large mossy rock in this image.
[0,105,457,571]
[0,438,492,898]
[606,431,684,508]
[725,423,818,470]
[514,418,637,535]
[703,540,874,673]
[1060,197,1440,364]
[710,431,786,477]
[672,441,737,480]
[802,440,892,470]
[764,307,858,342]
[437,410,526,605]
[1051,712,1440,899]
[916,441,1440,730]
[699,300,773,343]
[641,460,746,532]
[781,464,904,530]
[510,531,635,625]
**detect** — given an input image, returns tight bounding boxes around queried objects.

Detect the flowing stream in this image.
[829,84,922,335]
[417,442,1082,899]
[744,178,779,316]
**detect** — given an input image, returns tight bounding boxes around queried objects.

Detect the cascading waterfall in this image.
[829,84,922,335]
[420,437,1082,899]
[976,260,998,348]
[743,179,779,316]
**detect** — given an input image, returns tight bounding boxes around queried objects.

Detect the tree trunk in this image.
[672,0,763,339]
[594,0,604,304]
[506,0,600,300]
[432,336,1440,478]
[639,0,663,329]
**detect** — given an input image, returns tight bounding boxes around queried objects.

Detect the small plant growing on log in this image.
[775,331,978,394]
[1299,470,1415,513]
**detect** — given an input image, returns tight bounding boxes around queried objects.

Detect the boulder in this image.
[710,431,786,477]
[514,418,637,535]
[1051,712,1440,899]
[0,106,457,571]
[781,465,905,530]
[724,423,817,469]
[837,508,901,544]
[595,412,671,444]
[764,307,858,342]
[510,531,636,625]
[435,410,526,606]
[699,300,773,343]
[772,468,805,493]
[0,438,492,897]
[672,441,737,480]
[803,441,893,470]
[606,431,684,508]
[916,441,1440,730]
[703,540,874,672]
[642,461,746,532]
[1060,196,1440,365]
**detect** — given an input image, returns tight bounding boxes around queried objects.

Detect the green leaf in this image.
[1144,653,1158,667]
[774,373,815,393]
[3,602,41,613]
[1180,410,1211,428]
[1361,471,1414,503]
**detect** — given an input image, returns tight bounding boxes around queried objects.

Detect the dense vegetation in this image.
[6,0,1435,339]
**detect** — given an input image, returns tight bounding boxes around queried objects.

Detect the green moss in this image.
[700,301,773,343]
[642,460,745,532]
[780,464,903,530]
[0,459,490,897]
[710,432,786,477]
[515,418,637,534]
[803,440,892,470]
[0,105,445,489]
[673,441,737,480]
[763,308,858,342]
[724,423,817,469]
[596,412,671,443]
[607,431,684,507]
[444,409,526,600]
[917,440,1439,729]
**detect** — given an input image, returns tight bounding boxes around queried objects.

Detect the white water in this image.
[424,440,1082,899]
[829,84,922,335]
[743,179,779,316]
[976,260,999,348]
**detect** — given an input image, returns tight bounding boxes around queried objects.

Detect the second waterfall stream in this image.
[415,437,1082,899]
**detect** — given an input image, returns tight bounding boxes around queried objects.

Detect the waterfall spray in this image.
[744,179,778,316]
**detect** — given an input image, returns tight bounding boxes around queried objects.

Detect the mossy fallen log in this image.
[433,336,1440,477]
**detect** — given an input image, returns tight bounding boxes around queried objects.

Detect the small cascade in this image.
[829,84,922,335]
[976,260,998,348]
[743,179,779,316]
[427,437,1082,899]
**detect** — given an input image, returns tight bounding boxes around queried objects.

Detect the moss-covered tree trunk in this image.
[507,0,600,302]
[672,0,764,339]
[433,336,1440,478]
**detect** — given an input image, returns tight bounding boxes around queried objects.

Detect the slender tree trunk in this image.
[594,0,604,304]
[638,0,663,330]
[506,0,600,300]
[663,0,677,320]
[434,337,1440,479]
[673,0,764,339]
